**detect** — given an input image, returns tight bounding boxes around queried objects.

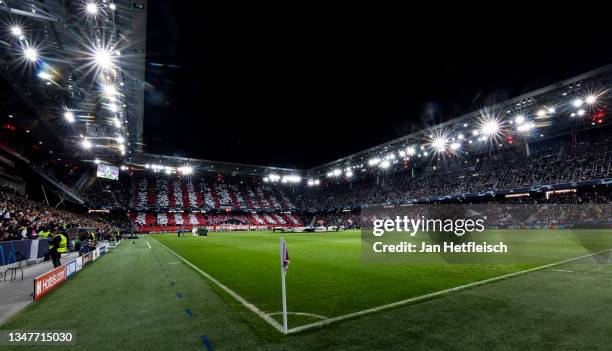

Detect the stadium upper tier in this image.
[130,176,298,212]
[122,124,612,223]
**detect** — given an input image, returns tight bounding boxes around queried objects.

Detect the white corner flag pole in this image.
[280,238,288,333]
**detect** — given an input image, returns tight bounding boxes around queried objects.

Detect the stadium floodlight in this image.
[81,139,93,149]
[406,146,416,156]
[535,110,546,118]
[379,160,390,169]
[431,136,447,152]
[113,117,122,128]
[109,3,117,10]
[514,115,526,124]
[263,177,269,182]
[450,142,461,151]
[94,47,114,70]
[177,166,193,175]
[314,179,320,185]
[472,129,479,136]
[269,174,281,182]
[116,136,125,144]
[457,134,464,140]
[346,170,354,178]
[332,169,342,177]
[572,98,583,108]
[398,150,406,157]
[547,107,556,114]
[64,111,75,123]
[85,1,99,15]
[10,25,23,37]
[307,179,314,186]
[94,158,100,164]
[577,109,586,116]
[120,165,128,171]
[517,122,535,133]
[480,119,500,136]
[585,95,597,104]
[23,46,38,62]
[368,158,381,166]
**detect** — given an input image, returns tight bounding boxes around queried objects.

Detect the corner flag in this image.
[281,238,290,272]
[280,238,289,333]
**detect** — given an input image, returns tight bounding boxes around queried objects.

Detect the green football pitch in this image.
[2,229,612,350]
[152,229,612,332]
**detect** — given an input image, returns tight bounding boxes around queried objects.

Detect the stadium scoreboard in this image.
[96,163,119,180]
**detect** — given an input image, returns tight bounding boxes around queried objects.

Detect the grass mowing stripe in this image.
[151,235,286,333]
[286,247,612,334]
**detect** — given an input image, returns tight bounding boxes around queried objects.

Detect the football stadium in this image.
[0,2,611,350]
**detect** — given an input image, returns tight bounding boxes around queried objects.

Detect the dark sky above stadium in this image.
[144,5,612,169]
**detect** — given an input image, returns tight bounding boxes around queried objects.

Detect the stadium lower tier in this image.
[129,212,303,231]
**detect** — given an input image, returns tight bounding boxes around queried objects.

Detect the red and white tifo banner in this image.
[33,265,66,301]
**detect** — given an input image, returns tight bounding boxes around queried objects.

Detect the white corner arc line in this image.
[267,312,328,320]
[286,248,612,334]
[153,237,285,333]
[145,241,151,249]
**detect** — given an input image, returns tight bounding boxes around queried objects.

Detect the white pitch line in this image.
[286,248,612,334]
[153,237,285,333]
[267,312,328,320]
[550,269,573,273]
[145,241,151,249]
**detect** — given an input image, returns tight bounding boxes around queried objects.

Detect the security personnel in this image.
[57,231,68,255]
[39,226,51,261]
[49,231,62,268]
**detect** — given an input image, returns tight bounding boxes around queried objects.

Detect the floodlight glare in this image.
[585,95,597,104]
[102,84,118,99]
[64,111,75,123]
[517,122,535,133]
[431,136,447,152]
[116,136,125,144]
[450,142,461,151]
[86,2,99,15]
[406,146,416,156]
[94,47,113,70]
[379,160,390,169]
[572,98,583,108]
[81,139,93,149]
[332,169,342,177]
[23,46,38,62]
[480,119,500,136]
[577,109,586,116]
[10,25,23,37]
[346,170,353,178]
[177,166,193,175]
[514,115,526,124]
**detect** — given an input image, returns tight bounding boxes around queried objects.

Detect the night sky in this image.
[143,4,612,169]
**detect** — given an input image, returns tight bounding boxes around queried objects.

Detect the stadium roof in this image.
[307,64,612,180]
[0,0,147,161]
[130,65,612,184]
